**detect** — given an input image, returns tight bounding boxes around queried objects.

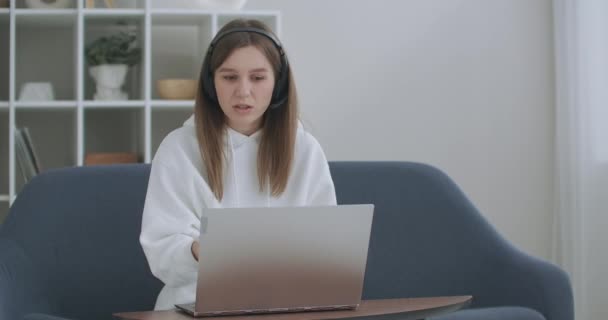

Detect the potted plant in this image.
[85,31,141,100]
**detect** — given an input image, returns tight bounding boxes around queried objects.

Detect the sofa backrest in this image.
[1,162,511,320]
[328,161,511,300]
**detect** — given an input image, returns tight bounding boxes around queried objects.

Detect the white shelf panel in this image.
[0,102,8,109]
[83,9,145,16]
[14,9,77,14]
[150,9,218,15]
[83,9,145,24]
[150,10,279,27]
[151,100,194,109]
[0,195,9,202]
[83,10,145,34]
[216,10,281,16]
[150,9,280,16]
[15,9,77,27]
[83,100,145,108]
[15,101,77,109]
[151,11,213,26]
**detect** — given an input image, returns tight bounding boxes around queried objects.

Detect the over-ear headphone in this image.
[201,27,290,110]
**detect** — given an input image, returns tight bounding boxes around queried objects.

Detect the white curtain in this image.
[553,1,608,319]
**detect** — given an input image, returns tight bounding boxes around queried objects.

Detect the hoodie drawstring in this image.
[227,129,271,207]
[227,132,241,206]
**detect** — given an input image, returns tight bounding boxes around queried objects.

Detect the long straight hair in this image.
[194,19,298,201]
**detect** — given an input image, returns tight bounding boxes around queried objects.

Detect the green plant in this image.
[85,31,141,67]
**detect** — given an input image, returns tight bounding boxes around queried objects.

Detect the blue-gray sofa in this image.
[0,162,573,320]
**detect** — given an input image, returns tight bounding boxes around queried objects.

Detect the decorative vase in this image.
[89,64,128,100]
[19,82,55,101]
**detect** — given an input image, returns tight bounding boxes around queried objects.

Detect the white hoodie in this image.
[140,115,337,310]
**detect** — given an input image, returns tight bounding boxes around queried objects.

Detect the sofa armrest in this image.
[486,247,574,320]
[0,238,53,320]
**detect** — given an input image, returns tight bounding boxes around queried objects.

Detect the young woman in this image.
[140,18,337,310]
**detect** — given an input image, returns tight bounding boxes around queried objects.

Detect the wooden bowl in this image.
[157,79,197,100]
[85,152,139,166]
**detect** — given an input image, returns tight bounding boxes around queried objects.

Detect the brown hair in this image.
[194,19,298,201]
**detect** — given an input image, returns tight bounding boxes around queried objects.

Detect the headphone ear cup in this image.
[269,57,290,109]
[201,50,217,103]
[203,71,216,103]
[201,66,217,102]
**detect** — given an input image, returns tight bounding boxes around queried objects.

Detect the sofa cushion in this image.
[432,306,545,320]
[24,313,76,320]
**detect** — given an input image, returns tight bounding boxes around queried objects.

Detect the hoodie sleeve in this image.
[140,158,200,288]
[306,136,338,206]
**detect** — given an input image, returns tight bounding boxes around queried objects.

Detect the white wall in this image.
[244,0,555,260]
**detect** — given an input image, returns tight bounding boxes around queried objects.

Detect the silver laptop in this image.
[175,204,375,317]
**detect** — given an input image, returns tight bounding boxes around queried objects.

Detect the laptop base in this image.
[175,303,357,318]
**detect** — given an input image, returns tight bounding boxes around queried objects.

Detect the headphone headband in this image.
[209,27,285,57]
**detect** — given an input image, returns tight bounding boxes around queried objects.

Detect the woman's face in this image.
[214,45,276,136]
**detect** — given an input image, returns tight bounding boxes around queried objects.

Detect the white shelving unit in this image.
[0,0,280,221]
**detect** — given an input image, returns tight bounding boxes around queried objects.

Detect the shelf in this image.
[2,8,282,207]
[15,9,78,27]
[15,0,76,9]
[15,108,77,194]
[84,15,145,101]
[151,15,211,100]
[83,0,146,10]
[15,101,77,109]
[151,108,193,158]
[14,9,77,14]
[83,100,145,108]
[0,111,7,197]
[83,9,145,17]
[149,9,280,16]
[0,14,7,101]
[15,17,77,100]
[84,107,144,159]
[151,100,195,109]
[151,10,214,26]
[84,11,145,25]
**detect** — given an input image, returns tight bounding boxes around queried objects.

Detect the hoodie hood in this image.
[183,114,267,207]
[183,114,261,149]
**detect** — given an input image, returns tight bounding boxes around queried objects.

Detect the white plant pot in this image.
[89,64,129,101]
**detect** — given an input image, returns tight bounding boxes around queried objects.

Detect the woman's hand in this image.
[191,240,200,261]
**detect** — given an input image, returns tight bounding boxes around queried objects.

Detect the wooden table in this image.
[114,296,472,320]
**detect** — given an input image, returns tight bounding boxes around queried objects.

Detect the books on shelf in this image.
[15,127,41,184]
